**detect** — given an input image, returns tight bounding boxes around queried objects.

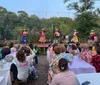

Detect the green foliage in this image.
[64,0,95,13]
[0,6,75,42]
[64,0,100,42]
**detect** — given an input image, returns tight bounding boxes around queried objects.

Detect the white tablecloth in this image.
[0,62,12,85]
[0,76,6,85]
[76,73,100,85]
[69,56,96,74]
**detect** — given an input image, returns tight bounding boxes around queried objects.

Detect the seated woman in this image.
[51,58,80,85]
[91,47,100,72]
[10,50,30,84]
[79,43,95,63]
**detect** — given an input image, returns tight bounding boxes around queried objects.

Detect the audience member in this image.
[9,42,17,53]
[79,43,95,63]
[60,45,71,62]
[91,47,100,72]
[51,58,80,85]
[1,43,11,59]
[29,44,38,64]
[47,44,52,64]
[48,45,62,84]
[49,43,58,62]
[10,50,30,84]
[24,46,38,79]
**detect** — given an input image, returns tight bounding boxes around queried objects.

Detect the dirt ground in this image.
[26,55,49,85]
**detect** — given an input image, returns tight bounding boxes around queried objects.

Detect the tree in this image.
[0,6,8,39]
[27,15,41,30]
[64,0,95,13]
[17,11,29,27]
[64,0,100,41]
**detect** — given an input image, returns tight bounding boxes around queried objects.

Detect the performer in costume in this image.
[20,29,28,44]
[71,30,79,44]
[54,29,62,43]
[39,29,46,43]
[88,30,98,55]
[89,30,98,42]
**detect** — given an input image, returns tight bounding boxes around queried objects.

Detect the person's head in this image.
[71,44,77,50]
[16,50,25,62]
[96,47,100,55]
[60,45,66,53]
[29,43,33,50]
[53,43,58,51]
[48,44,52,49]
[54,45,61,55]
[58,58,68,72]
[9,42,14,48]
[24,47,31,56]
[3,42,8,47]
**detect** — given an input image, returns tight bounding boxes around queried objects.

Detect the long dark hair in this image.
[9,42,14,48]
[16,50,25,62]
[29,43,33,50]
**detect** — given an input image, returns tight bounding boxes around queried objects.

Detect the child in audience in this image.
[51,58,80,85]
[60,45,72,63]
[47,45,62,85]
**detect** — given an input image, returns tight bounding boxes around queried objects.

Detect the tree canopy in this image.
[0,6,75,42]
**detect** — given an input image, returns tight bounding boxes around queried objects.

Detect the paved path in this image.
[26,55,49,85]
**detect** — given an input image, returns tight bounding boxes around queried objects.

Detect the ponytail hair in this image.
[58,58,68,71]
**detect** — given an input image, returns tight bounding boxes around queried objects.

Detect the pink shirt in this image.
[50,47,54,60]
[51,71,79,85]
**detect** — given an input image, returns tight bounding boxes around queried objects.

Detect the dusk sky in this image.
[0,0,100,18]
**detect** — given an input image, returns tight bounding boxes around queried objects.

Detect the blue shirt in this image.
[60,52,71,61]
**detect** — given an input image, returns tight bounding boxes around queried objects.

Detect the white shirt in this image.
[11,47,17,53]
[26,50,35,65]
[14,58,30,81]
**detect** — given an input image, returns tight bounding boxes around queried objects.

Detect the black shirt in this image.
[1,47,11,59]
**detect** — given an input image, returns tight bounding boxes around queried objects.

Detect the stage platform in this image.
[36,43,50,54]
[36,43,49,48]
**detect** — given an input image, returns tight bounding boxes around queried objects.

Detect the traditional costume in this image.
[89,30,98,42]
[88,30,98,55]
[54,29,62,43]
[20,29,28,44]
[39,29,46,43]
[71,30,79,44]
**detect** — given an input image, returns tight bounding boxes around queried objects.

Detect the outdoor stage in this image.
[36,43,49,54]
[36,43,49,48]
